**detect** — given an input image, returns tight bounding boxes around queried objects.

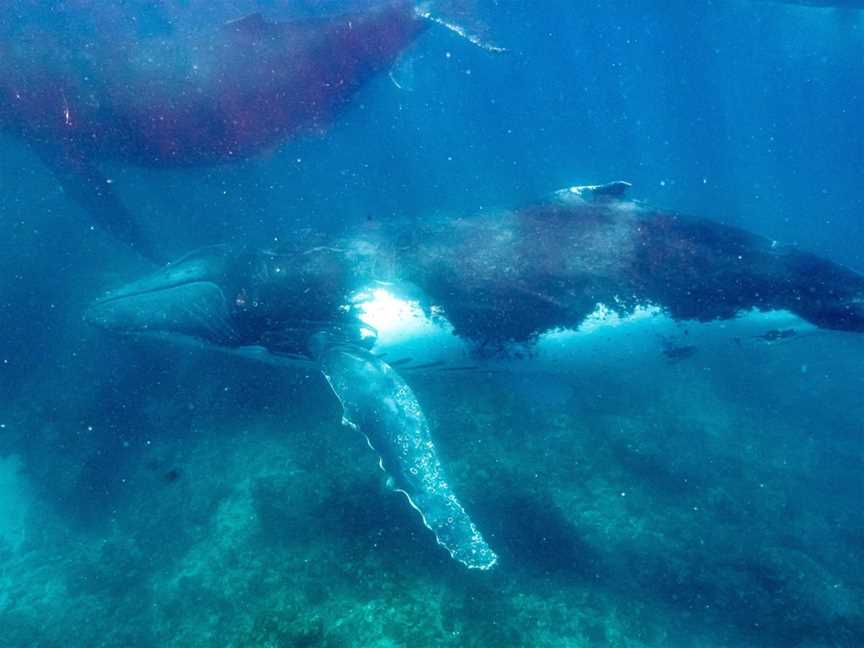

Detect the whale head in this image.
[85,245,241,346]
[85,243,357,355]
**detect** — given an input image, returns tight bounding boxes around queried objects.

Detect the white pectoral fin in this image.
[315,337,497,570]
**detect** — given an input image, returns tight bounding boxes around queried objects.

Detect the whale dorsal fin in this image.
[553,180,633,205]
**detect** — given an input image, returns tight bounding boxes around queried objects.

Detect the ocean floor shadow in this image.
[476,486,602,581]
[608,437,708,500]
[253,467,459,576]
[66,439,133,527]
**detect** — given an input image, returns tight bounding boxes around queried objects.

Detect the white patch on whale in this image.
[349,287,816,375]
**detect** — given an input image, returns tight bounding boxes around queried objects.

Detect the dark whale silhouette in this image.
[0,2,431,259]
[85,186,864,568]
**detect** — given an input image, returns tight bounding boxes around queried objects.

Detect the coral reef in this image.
[1,324,861,647]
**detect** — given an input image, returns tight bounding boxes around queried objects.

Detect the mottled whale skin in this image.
[0,2,425,258]
[85,190,864,568]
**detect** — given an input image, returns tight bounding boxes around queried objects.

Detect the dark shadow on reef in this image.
[475,486,602,581]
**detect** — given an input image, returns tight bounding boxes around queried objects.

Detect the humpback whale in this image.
[0,1,478,259]
[85,186,864,568]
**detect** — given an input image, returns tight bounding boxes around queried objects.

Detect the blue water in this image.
[1,1,862,646]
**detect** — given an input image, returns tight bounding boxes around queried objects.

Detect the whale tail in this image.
[415,0,506,52]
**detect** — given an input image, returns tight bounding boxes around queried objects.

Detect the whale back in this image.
[0,2,425,164]
[391,202,864,343]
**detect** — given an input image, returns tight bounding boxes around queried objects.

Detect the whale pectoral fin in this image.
[313,336,497,570]
[32,143,158,261]
[223,13,270,34]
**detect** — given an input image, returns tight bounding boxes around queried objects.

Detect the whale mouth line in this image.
[93,278,215,308]
[85,278,238,345]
